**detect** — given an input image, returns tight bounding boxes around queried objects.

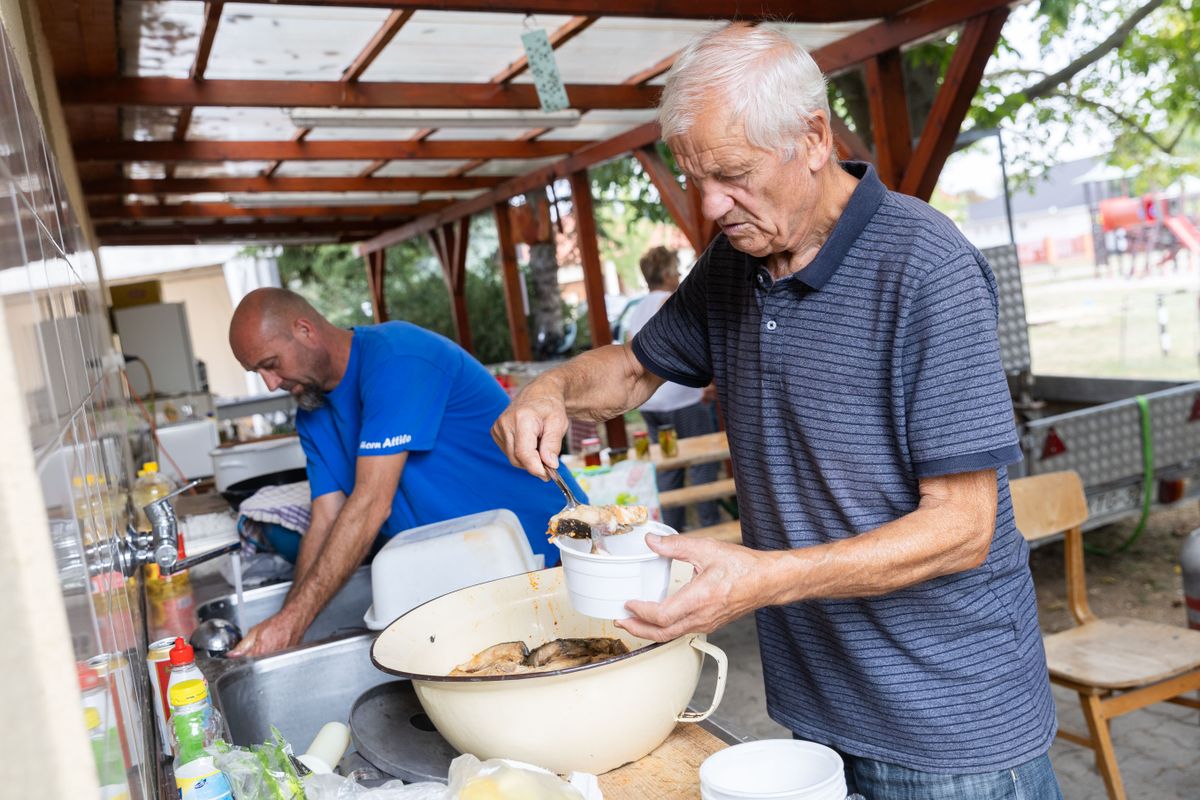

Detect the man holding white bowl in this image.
[492,22,1060,800]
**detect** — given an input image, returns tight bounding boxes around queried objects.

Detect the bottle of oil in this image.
[131,462,174,532]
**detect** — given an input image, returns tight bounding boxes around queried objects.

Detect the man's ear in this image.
[804,110,833,172]
[293,317,317,344]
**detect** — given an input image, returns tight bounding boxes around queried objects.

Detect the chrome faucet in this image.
[107,480,241,577]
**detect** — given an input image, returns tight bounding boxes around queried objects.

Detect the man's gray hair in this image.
[658,23,830,161]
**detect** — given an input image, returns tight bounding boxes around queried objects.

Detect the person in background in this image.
[227,288,583,656]
[623,246,722,531]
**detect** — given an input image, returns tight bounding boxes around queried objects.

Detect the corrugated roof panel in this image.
[124,162,167,179]
[467,157,561,177]
[204,3,391,80]
[372,160,472,177]
[122,107,182,141]
[361,11,573,83]
[173,162,274,178]
[187,108,295,141]
[120,0,203,77]
[515,18,722,85]
[763,20,879,51]
[538,109,658,141]
[271,161,377,178]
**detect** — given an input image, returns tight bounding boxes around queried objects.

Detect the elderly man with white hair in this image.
[493,22,1061,800]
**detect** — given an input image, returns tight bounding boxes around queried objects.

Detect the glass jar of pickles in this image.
[608,446,629,465]
[633,431,651,459]
[658,424,679,458]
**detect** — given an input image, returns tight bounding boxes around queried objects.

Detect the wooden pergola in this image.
[41,0,1016,446]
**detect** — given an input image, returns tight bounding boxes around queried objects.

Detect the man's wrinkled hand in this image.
[616,534,773,642]
[491,390,570,480]
[229,609,306,658]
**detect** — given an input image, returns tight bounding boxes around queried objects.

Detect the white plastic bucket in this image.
[554,521,677,619]
[700,740,846,800]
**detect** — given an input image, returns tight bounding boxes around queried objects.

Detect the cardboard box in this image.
[109,279,162,309]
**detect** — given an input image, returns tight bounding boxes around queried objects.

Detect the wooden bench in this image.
[658,477,737,509]
[682,519,742,544]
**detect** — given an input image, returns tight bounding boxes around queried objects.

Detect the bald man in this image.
[227,288,584,656]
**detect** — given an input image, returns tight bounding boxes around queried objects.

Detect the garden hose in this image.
[1085,394,1153,556]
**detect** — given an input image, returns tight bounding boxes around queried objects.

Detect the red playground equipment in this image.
[1098,192,1200,276]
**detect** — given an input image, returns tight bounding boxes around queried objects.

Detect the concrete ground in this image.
[693,616,1198,799]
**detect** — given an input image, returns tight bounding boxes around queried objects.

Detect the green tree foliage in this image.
[830,0,1195,187]
[258,214,521,367]
[587,144,680,286]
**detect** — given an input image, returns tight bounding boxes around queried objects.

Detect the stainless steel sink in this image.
[209,633,394,753]
[198,565,372,643]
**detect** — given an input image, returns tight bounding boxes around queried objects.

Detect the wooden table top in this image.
[598,723,730,799]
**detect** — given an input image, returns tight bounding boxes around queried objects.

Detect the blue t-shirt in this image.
[632,163,1055,773]
[295,322,581,566]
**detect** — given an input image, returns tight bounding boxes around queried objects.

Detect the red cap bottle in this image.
[168,636,194,666]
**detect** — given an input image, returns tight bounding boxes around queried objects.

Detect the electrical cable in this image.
[1085,394,1153,556]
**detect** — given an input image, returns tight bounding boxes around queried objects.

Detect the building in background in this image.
[963,157,1099,265]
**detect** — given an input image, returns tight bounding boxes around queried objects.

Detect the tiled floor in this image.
[695,616,1198,799]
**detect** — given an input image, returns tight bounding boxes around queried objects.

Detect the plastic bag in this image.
[303,772,448,800]
[209,728,305,800]
[570,460,660,520]
[447,754,600,800]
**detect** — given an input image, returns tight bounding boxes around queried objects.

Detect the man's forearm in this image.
[761,478,997,607]
[288,523,328,593]
[282,493,389,630]
[530,343,662,422]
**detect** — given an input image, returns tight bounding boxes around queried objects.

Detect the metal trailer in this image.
[983,244,1200,532]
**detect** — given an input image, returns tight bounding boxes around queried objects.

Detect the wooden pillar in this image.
[493,201,532,362]
[899,9,1009,201]
[864,47,912,189]
[636,145,721,255]
[429,219,474,353]
[829,114,873,163]
[568,169,628,449]
[363,248,388,322]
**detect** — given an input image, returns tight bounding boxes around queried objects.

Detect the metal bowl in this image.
[191,618,243,657]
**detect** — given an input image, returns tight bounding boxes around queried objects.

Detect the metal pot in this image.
[371,565,728,774]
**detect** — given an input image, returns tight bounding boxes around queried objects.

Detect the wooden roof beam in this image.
[96,219,408,239]
[88,200,453,221]
[172,0,225,146]
[899,8,1009,200]
[169,0,916,23]
[59,78,660,110]
[82,175,504,196]
[75,139,592,162]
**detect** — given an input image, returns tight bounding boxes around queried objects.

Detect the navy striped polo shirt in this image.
[632,162,1056,772]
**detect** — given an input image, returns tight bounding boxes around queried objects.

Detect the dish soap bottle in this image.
[169,679,232,800]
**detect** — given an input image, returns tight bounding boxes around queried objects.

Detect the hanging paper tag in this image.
[521,28,570,112]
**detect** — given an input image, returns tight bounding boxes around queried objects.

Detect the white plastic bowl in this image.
[700,740,846,800]
[554,520,677,619]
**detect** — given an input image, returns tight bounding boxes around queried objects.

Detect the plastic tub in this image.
[554,521,676,619]
[700,740,846,800]
[363,509,539,630]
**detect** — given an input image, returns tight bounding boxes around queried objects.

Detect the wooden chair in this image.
[1010,470,1200,800]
